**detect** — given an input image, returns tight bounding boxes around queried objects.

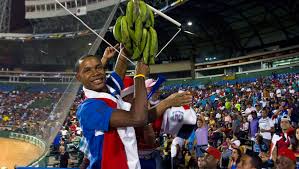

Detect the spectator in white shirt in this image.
[243,103,256,116]
[258,108,274,148]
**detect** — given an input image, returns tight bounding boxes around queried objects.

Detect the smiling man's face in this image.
[76,56,106,92]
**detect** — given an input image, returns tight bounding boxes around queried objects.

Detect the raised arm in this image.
[101,44,119,68]
[148,91,193,123]
[109,62,149,127]
[114,44,130,80]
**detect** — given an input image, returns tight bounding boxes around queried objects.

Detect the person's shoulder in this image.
[80,99,106,107]
[77,99,109,115]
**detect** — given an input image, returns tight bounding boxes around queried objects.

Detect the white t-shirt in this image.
[290,89,295,94]
[161,106,197,135]
[259,117,274,140]
[276,89,281,97]
[216,113,221,119]
[241,122,249,131]
[270,92,274,98]
[61,129,68,136]
[243,107,256,116]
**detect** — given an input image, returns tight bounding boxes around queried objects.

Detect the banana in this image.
[121,16,130,43]
[143,29,151,65]
[132,0,140,23]
[134,16,143,46]
[144,6,152,28]
[139,28,147,52]
[139,1,149,23]
[149,26,158,57]
[149,6,154,27]
[113,16,123,43]
[126,0,134,28]
[124,40,133,55]
[128,27,136,44]
[132,45,141,61]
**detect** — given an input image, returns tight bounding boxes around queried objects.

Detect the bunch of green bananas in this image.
[113,0,158,65]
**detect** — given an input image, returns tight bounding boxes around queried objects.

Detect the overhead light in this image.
[88,43,92,46]
[187,21,192,26]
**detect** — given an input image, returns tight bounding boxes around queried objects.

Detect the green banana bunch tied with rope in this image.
[112,0,158,65]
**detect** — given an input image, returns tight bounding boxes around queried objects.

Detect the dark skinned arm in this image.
[109,62,148,127]
[114,45,129,80]
[148,91,193,123]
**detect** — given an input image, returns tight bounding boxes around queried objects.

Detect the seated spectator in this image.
[228,148,241,169]
[197,146,221,169]
[253,134,268,153]
[237,152,263,169]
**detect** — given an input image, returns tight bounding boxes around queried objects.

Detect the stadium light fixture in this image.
[88,43,92,46]
[187,21,192,26]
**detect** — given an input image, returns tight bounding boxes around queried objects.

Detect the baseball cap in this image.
[278,148,296,162]
[232,140,241,147]
[205,146,221,160]
[281,115,291,122]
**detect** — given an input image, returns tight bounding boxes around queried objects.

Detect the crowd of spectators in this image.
[0,90,62,137]
[1,71,299,169]
[157,72,299,169]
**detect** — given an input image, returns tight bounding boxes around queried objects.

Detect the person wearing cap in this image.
[275,148,296,169]
[197,146,221,169]
[270,115,292,161]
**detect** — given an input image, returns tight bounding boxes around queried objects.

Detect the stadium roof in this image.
[153,0,299,63]
[1,0,299,70]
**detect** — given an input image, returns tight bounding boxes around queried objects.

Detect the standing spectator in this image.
[53,132,62,160]
[61,126,68,139]
[243,103,256,116]
[271,116,292,161]
[232,114,241,137]
[249,111,259,140]
[240,117,249,138]
[59,146,70,168]
[195,114,208,157]
[258,108,274,148]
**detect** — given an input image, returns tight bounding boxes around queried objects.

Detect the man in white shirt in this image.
[243,103,256,116]
[61,127,68,139]
[258,108,274,148]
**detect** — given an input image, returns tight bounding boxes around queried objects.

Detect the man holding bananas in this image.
[77,44,192,169]
[76,45,149,169]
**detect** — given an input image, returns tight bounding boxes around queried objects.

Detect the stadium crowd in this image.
[157,72,299,169]
[1,70,299,169]
[0,90,62,136]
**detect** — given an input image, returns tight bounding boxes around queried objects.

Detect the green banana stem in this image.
[133,0,140,16]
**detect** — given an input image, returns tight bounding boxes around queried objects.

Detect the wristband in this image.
[134,74,145,79]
